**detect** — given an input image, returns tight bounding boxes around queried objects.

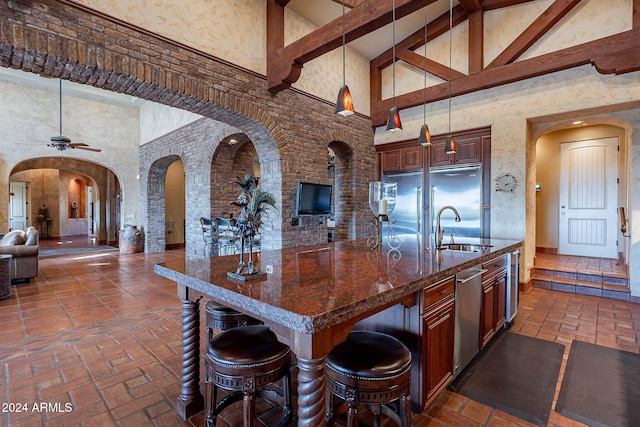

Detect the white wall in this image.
[0,76,141,230]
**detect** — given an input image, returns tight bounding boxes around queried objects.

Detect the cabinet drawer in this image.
[424,277,455,311]
[482,255,506,278]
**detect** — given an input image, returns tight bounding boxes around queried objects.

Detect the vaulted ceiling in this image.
[270,0,640,127]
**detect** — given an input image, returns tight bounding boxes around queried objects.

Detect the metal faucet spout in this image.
[435,206,461,249]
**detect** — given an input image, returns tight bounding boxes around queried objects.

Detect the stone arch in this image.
[10,156,120,244]
[140,118,282,255]
[145,155,182,253]
[1,0,376,249]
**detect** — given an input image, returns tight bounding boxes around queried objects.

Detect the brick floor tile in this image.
[68,383,102,409]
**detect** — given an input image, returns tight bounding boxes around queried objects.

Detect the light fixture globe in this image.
[445,136,457,154]
[335,85,354,116]
[418,124,432,146]
[386,107,403,132]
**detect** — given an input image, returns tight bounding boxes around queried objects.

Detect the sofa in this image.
[0,227,39,281]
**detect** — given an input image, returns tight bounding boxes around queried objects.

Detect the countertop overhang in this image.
[155,238,522,335]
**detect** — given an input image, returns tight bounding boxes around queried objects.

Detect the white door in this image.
[559,137,618,258]
[9,181,28,231]
[86,185,95,236]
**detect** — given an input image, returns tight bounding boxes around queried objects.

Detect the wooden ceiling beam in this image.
[370,4,466,109]
[267,0,437,92]
[458,0,483,13]
[370,27,640,126]
[481,0,537,9]
[396,49,466,80]
[487,0,582,68]
[329,0,362,7]
[468,10,484,74]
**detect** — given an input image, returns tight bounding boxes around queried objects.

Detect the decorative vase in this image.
[119,224,141,254]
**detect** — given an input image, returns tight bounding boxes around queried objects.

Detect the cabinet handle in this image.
[440,290,447,295]
[439,311,446,317]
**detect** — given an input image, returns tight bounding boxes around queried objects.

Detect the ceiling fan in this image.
[47,79,102,153]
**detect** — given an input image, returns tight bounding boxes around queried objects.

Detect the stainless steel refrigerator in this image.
[382,171,424,251]
[429,164,483,241]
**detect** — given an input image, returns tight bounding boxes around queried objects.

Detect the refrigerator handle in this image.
[416,187,422,233]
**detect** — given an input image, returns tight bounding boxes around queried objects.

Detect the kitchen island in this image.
[155,237,521,426]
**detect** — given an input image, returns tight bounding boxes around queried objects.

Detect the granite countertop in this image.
[155,238,521,334]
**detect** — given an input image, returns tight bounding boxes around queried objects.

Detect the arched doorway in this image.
[534,123,629,261]
[10,157,122,245]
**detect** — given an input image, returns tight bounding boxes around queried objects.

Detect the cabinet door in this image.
[402,146,422,170]
[455,138,481,164]
[493,273,507,331]
[480,283,495,349]
[429,142,456,167]
[382,149,402,172]
[423,300,455,407]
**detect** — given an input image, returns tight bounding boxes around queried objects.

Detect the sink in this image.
[437,243,493,252]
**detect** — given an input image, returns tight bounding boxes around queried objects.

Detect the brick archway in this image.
[1,0,377,250]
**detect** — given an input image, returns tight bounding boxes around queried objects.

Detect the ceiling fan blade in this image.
[68,142,89,147]
[75,146,102,152]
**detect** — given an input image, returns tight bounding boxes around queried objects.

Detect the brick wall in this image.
[1,0,376,254]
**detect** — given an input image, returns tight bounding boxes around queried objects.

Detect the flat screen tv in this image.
[295,182,333,216]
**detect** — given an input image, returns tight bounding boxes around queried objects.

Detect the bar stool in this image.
[205,300,262,341]
[325,330,412,427]
[205,325,292,427]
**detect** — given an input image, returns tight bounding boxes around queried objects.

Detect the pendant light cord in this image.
[423,5,427,124]
[342,0,346,87]
[59,78,63,135]
[392,0,396,105]
[448,0,453,134]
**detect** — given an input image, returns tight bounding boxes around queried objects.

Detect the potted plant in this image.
[228,173,276,279]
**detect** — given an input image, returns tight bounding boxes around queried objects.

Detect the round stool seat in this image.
[208,324,290,371]
[326,330,411,386]
[206,325,292,427]
[325,331,412,427]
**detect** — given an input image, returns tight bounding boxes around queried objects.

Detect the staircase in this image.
[531,253,630,301]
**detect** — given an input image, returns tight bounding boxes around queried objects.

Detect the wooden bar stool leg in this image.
[372,403,381,427]
[346,389,358,427]
[242,383,256,427]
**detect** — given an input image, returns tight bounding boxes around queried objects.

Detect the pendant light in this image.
[386,0,402,132]
[418,5,432,147]
[335,0,354,116]
[444,0,456,154]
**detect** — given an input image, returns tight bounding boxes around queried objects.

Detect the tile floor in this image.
[1,240,639,426]
[533,252,628,277]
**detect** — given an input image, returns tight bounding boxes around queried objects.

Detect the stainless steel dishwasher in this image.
[453,267,486,378]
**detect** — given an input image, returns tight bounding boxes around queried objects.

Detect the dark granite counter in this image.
[155,238,521,334]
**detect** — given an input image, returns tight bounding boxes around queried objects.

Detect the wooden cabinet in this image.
[429,136,482,167]
[480,255,507,349]
[428,128,490,167]
[422,276,455,409]
[480,280,495,347]
[378,143,423,173]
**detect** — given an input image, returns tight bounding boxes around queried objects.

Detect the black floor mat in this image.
[449,331,564,426]
[556,340,640,427]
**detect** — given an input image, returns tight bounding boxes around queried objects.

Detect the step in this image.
[531,273,629,300]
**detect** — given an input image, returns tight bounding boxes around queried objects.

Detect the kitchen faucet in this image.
[435,206,461,249]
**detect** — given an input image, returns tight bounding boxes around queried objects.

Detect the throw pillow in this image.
[0,230,26,246]
[25,226,39,246]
